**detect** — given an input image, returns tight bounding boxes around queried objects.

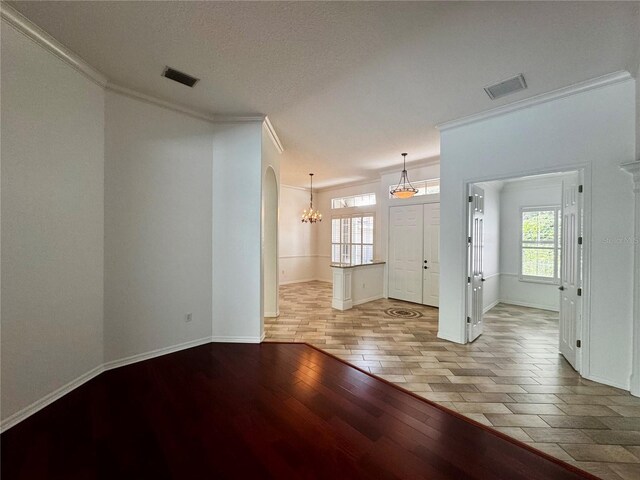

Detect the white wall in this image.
[279,186,317,284]
[212,122,264,342]
[104,91,214,362]
[1,23,105,422]
[440,78,636,390]
[499,177,564,311]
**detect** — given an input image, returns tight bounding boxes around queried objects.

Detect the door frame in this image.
[462,164,591,377]
[384,196,440,300]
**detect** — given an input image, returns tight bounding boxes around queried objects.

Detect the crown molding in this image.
[264,116,284,153]
[106,83,264,125]
[316,177,381,193]
[280,184,309,192]
[1,2,108,87]
[437,70,633,131]
[1,3,265,125]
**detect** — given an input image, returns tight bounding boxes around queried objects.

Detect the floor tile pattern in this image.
[265,281,640,479]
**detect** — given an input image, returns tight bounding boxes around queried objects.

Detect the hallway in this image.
[265,281,640,480]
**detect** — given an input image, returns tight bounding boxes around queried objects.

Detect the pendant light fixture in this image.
[301,173,322,223]
[390,153,418,199]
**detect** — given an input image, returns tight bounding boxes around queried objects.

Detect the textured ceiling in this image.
[9,1,640,188]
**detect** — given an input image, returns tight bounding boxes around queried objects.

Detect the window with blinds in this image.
[331,214,374,265]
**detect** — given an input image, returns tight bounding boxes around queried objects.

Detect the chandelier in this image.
[390,153,418,199]
[301,173,322,223]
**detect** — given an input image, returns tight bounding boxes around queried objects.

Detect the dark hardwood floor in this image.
[2,343,597,479]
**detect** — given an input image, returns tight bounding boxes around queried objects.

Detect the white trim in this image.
[1,336,214,432]
[316,178,382,193]
[279,277,319,285]
[279,254,320,259]
[264,311,279,318]
[332,298,353,311]
[353,294,383,306]
[376,156,441,177]
[483,299,500,314]
[437,329,463,343]
[0,4,265,125]
[437,71,632,131]
[106,83,264,124]
[264,116,284,153]
[280,184,309,192]
[211,335,263,344]
[102,336,212,371]
[498,300,559,312]
[584,374,630,392]
[1,3,108,87]
[0,364,104,433]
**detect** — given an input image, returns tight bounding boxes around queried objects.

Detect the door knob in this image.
[481,278,485,282]
[424,260,428,263]
[559,286,565,291]
[424,266,428,269]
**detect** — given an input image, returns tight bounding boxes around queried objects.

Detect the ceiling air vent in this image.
[162,66,199,87]
[484,74,527,100]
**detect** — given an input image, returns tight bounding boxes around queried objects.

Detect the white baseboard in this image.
[0,363,104,433]
[211,335,263,344]
[264,311,279,318]
[498,299,559,312]
[353,294,383,306]
[1,336,213,433]
[483,300,500,314]
[585,373,630,392]
[103,336,213,371]
[437,329,465,344]
[279,278,318,285]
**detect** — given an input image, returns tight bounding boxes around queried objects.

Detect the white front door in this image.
[559,173,582,370]
[423,203,440,307]
[389,205,423,303]
[468,185,485,342]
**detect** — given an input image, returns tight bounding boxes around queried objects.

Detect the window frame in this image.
[331,213,375,266]
[331,193,376,210]
[388,178,440,199]
[519,205,561,285]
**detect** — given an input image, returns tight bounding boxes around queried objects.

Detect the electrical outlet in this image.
[185,313,192,323]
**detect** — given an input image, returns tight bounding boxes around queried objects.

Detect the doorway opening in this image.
[262,167,279,322]
[466,169,585,373]
[387,201,441,307]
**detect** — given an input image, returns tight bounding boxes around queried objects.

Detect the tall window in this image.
[331,214,374,265]
[521,207,561,282]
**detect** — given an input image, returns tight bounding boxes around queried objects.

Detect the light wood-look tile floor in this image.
[265,281,640,480]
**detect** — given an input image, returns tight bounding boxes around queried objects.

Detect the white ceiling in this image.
[9,1,640,188]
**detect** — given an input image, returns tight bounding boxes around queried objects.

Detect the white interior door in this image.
[468,186,484,342]
[423,203,440,307]
[389,205,423,303]
[559,173,581,370]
